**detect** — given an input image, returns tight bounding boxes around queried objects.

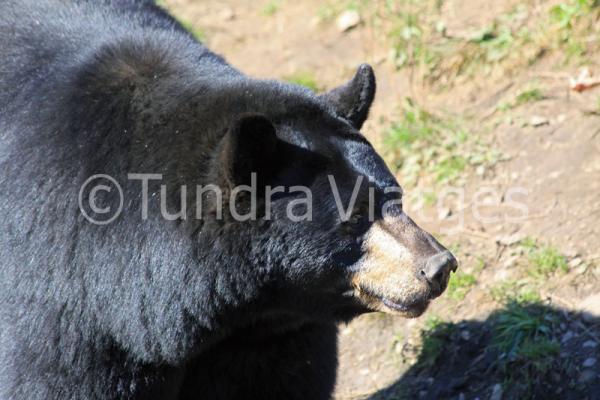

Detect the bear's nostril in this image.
[421,251,456,285]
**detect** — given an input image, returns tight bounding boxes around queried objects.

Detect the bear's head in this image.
[203,64,457,322]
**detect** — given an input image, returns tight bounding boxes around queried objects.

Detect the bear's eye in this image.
[347,213,363,225]
[342,211,370,235]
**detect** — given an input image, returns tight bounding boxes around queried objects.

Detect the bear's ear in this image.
[219,113,279,187]
[319,64,376,130]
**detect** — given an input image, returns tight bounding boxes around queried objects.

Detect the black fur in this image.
[0,1,411,399]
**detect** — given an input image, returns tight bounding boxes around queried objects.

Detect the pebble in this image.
[438,206,452,220]
[336,10,361,32]
[580,294,600,321]
[496,233,525,246]
[582,357,597,368]
[578,369,597,384]
[561,331,575,343]
[500,256,519,270]
[582,340,598,348]
[529,115,549,127]
[568,257,583,268]
[219,7,235,21]
[490,383,503,400]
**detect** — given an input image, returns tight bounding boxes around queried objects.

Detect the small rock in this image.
[582,357,597,368]
[551,372,562,383]
[582,340,598,348]
[578,369,597,384]
[501,255,519,270]
[496,232,525,246]
[458,394,466,400]
[461,330,471,341]
[438,206,452,220]
[561,331,575,343]
[490,383,503,400]
[394,342,403,354]
[529,115,549,127]
[219,7,235,21]
[575,264,588,275]
[563,248,579,258]
[476,165,485,176]
[549,170,563,179]
[569,257,583,268]
[418,390,428,399]
[556,114,567,123]
[336,10,361,32]
[359,368,370,375]
[580,294,600,321]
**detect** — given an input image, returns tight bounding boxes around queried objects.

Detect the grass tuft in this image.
[262,0,282,16]
[446,272,476,301]
[521,238,569,278]
[416,316,456,369]
[179,19,206,42]
[284,71,320,91]
[383,98,498,186]
[491,301,561,382]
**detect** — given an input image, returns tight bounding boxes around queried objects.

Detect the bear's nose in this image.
[420,251,457,287]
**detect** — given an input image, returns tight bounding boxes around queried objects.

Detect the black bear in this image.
[0,1,457,399]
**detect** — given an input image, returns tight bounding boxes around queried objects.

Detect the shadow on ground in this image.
[369,303,600,400]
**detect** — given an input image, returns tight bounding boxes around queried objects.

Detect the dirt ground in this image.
[163,1,600,398]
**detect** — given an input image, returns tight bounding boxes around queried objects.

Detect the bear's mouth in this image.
[355,286,430,317]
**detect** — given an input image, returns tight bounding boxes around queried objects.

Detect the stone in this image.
[490,383,503,400]
[561,331,575,343]
[578,369,597,384]
[580,294,600,321]
[336,10,361,32]
[529,115,549,127]
[582,357,597,368]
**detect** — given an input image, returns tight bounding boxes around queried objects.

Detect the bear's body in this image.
[0,1,456,399]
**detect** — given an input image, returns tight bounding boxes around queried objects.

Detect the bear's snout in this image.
[350,213,457,317]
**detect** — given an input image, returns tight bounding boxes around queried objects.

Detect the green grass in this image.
[515,88,545,105]
[316,0,370,22]
[490,280,541,304]
[350,0,600,88]
[179,19,206,42]
[491,301,561,384]
[405,301,573,398]
[498,88,545,111]
[262,0,282,16]
[284,72,320,91]
[446,272,476,301]
[550,0,600,59]
[416,316,456,369]
[521,238,569,278]
[383,98,498,185]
